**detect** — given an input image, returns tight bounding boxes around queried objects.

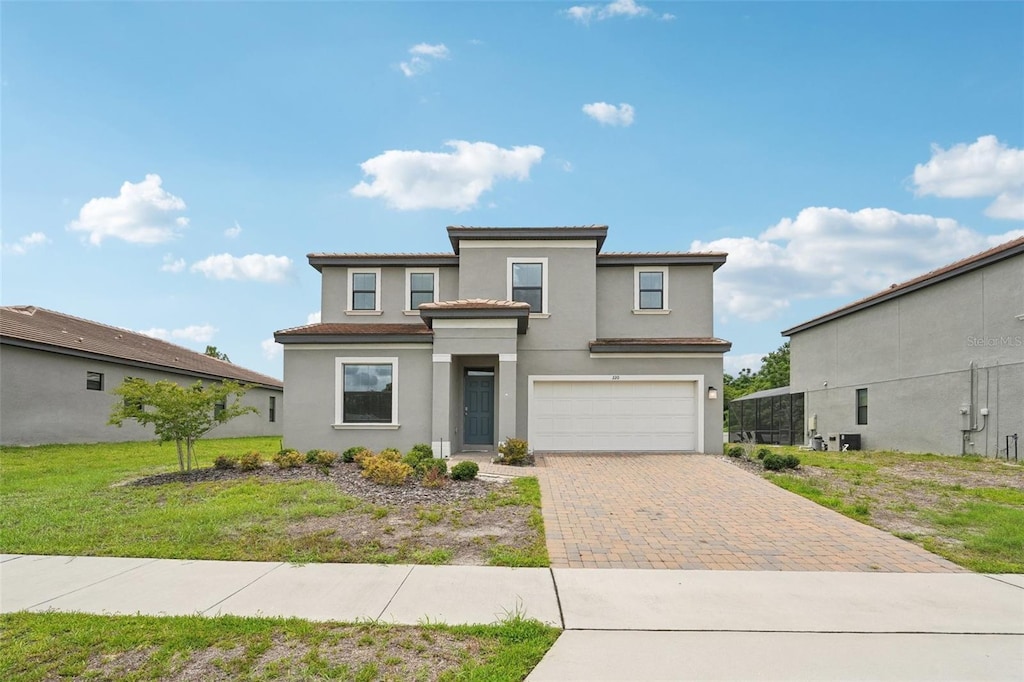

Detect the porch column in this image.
[498,353,517,443]
[431,354,452,458]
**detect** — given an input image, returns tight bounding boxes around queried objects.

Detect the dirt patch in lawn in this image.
[127,463,540,566]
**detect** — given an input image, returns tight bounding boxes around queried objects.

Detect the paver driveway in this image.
[537,454,962,572]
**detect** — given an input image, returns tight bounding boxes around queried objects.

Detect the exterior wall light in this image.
[707,386,718,400]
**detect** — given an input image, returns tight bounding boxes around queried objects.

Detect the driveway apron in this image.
[537,454,962,571]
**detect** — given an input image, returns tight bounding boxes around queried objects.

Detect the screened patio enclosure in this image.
[728,386,805,446]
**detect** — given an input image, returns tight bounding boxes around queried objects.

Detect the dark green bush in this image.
[725,445,745,458]
[451,461,479,481]
[213,455,238,470]
[755,447,772,461]
[763,453,800,471]
[342,446,367,463]
[305,449,326,464]
[420,458,447,477]
[403,445,435,472]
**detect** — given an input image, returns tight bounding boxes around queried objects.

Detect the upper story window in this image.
[634,266,669,313]
[86,371,104,391]
[856,388,868,425]
[405,268,439,312]
[348,268,382,314]
[508,258,548,315]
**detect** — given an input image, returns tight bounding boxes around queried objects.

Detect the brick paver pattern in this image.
[537,454,963,572]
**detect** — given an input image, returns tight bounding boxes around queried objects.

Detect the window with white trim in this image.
[335,357,398,426]
[405,267,439,311]
[507,258,548,314]
[347,268,381,313]
[633,266,669,312]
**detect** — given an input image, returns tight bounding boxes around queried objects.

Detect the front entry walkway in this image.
[538,454,962,572]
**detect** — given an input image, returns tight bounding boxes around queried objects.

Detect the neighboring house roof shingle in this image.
[275,322,432,344]
[782,236,1024,336]
[0,306,283,389]
[589,337,733,353]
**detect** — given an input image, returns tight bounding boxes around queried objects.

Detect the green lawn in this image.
[0,438,547,566]
[0,611,559,681]
[756,446,1024,572]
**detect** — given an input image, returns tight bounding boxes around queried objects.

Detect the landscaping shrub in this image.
[496,438,533,466]
[763,453,801,471]
[273,449,304,469]
[755,447,772,461]
[238,451,263,471]
[342,446,367,464]
[361,456,413,485]
[213,455,238,470]
[378,448,402,462]
[421,466,448,489]
[305,449,326,464]
[313,450,338,469]
[353,449,375,468]
[403,445,435,473]
[420,458,447,478]
[451,460,479,481]
[725,445,745,458]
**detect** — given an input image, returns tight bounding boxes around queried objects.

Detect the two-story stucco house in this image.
[275,226,731,456]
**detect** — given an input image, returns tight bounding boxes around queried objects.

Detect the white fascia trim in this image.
[432,318,518,329]
[404,266,440,313]
[461,240,595,249]
[634,265,669,311]
[507,256,549,314]
[498,353,517,362]
[589,352,722,359]
[527,373,705,453]
[334,356,399,426]
[284,344,432,351]
[433,353,452,363]
[347,267,382,313]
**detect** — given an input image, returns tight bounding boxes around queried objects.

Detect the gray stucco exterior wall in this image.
[321,266,459,324]
[0,345,283,446]
[596,264,715,338]
[789,253,1023,456]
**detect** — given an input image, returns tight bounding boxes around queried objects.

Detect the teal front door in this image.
[464,370,494,445]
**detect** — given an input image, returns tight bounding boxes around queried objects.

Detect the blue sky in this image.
[3,1,1022,379]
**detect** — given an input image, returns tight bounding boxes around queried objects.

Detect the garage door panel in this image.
[531,380,699,452]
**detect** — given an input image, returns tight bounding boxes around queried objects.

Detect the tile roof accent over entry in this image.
[418,299,531,334]
[274,322,432,344]
[783,235,1024,336]
[0,306,283,389]
[589,337,733,353]
[446,225,608,253]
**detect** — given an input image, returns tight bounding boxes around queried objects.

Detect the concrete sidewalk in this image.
[2,554,1022,680]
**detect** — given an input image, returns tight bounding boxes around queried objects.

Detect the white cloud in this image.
[693,206,1024,323]
[138,324,217,344]
[3,231,49,255]
[350,140,545,211]
[912,135,1024,220]
[307,310,321,324]
[261,337,282,360]
[160,254,186,273]
[190,253,294,282]
[582,101,635,127]
[724,353,765,376]
[224,221,243,239]
[565,0,669,23]
[68,174,188,245]
[399,42,449,77]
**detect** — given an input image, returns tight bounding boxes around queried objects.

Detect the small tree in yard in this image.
[108,378,257,471]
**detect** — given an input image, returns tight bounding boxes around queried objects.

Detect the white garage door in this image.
[530,379,698,452]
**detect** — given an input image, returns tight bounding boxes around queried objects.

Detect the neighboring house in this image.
[0,306,284,446]
[782,236,1024,457]
[275,225,730,456]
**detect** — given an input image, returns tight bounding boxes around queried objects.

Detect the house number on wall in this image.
[611,375,620,380]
